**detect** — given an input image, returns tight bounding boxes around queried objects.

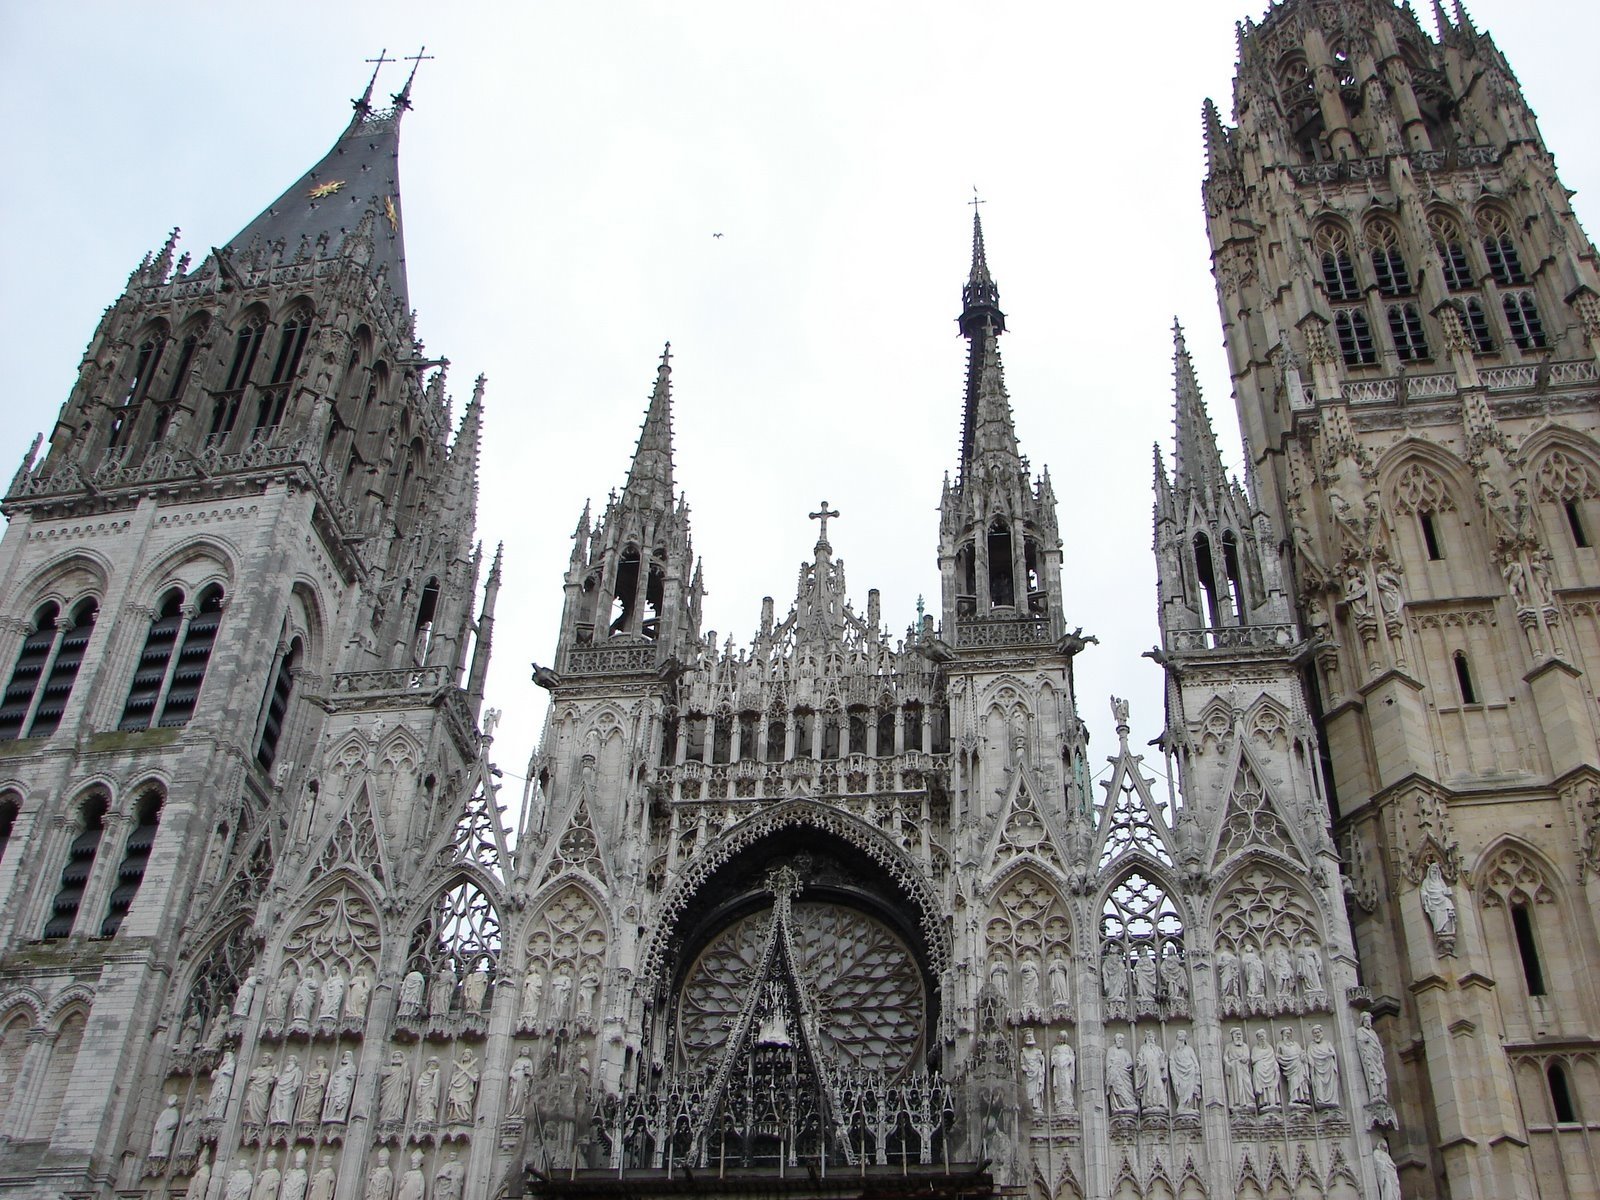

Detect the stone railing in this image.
[1286,144,1500,187]
[1479,365,1539,392]
[657,749,945,807]
[953,614,1053,649]
[331,665,449,697]
[564,642,658,676]
[1167,623,1296,654]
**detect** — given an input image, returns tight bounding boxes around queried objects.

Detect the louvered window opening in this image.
[119,586,223,730]
[1334,309,1377,366]
[1388,303,1430,362]
[102,794,161,937]
[43,798,106,939]
[0,606,58,740]
[160,588,223,727]
[256,640,299,770]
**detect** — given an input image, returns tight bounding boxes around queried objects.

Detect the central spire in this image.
[622,343,675,511]
[956,206,1022,487]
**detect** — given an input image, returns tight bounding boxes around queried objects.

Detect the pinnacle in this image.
[622,343,676,509]
[1170,319,1226,496]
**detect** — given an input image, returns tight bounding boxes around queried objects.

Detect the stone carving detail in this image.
[1419,861,1458,956]
[403,879,502,1031]
[1213,758,1301,867]
[1099,872,1187,1021]
[173,922,257,1073]
[983,870,1072,1023]
[1355,1012,1396,1128]
[269,885,381,1039]
[1213,867,1329,1016]
[521,884,606,1033]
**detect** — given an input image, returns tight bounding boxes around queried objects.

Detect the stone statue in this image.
[1019,1030,1046,1115]
[190,1148,214,1200]
[269,1055,302,1126]
[987,959,1010,1001]
[1374,563,1402,618]
[462,965,490,1015]
[1047,956,1070,1009]
[1104,1033,1136,1112]
[434,1150,465,1200]
[549,971,574,1022]
[1101,953,1126,1001]
[395,1150,426,1200]
[1132,951,1157,1006]
[1018,960,1043,1012]
[1373,1140,1402,1200]
[316,967,345,1023]
[1216,947,1241,1005]
[1343,563,1371,621]
[365,1147,395,1200]
[308,1154,336,1200]
[1308,1024,1340,1109]
[252,1151,282,1200]
[226,1166,254,1200]
[1241,944,1267,1007]
[415,1056,442,1123]
[1420,862,1457,939]
[1050,1032,1075,1112]
[446,1049,479,1123]
[1295,936,1325,997]
[429,962,457,1017]
[1160,950,1188,1002]
[1250,1029,1281,1108]
[244,1054,276,1126]
[1356,1012,1389,1103]
[291,971,320,1025]
[281,1150,309,1200]
[266,969,295,1024]
[398,970,426,1018]
[149,1094,181,1160]
[380,1051,411,1124]
[205,1051,237,1120]
[576,969,600,1021]
[1170,1030,1201,1113]
[1222,1030,1248,1113]
[520,964,544,1024]
[507,1052,534,1119]
[323,1051,356,1124]
[1277,1028,1311,1106]
[232,972,259,1019]
[297,1057,329,1125]
[1268,941,1296,1006]
[1135,1030,1168,1112]
[346,968,373,1024]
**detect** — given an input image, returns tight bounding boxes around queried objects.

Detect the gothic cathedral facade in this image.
[0,5,1595,1200]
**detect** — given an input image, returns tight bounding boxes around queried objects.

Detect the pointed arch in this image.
[1209,861,1331,1017]
[174,917,257,1039]
[403,872,505,1018]
[517,877,611,1030]
[1097,864,1190,1021]
[1476,836,1575,1012]
[982,864,1074,1018]
[1209,739,1305,874]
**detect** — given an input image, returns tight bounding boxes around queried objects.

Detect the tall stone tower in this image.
[1203,2,1600,1196]
[0,68,508,1200]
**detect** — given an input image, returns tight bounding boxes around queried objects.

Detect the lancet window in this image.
[1367,221,1413,297]
[520,885,607,1032]
[1100,872,1186,1020]
[1387,301,1430,361]
[405,880,502,1019]
[43,791,108,938]
[101,786,163,936]
[1430,213,1475,292]
[175,920,257,1047]
[1315,225,1360,301]
[1480,846,1558,1001]
[255,636,300,770]
[1479,208,1529,286]
[0,792,16,865]
[1212,866,1328,1017]
[1334,308,1377,366]
[984,870,1072,1017]
[0,597,98,740]
[120,584,225,730]
[1503,291,1547,350]
[267,884,382,1036]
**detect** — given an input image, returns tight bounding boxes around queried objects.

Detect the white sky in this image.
[3,2,1597,824]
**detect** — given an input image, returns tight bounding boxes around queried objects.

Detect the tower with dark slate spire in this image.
[0,67,509,1200]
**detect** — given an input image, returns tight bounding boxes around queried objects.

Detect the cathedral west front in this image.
[0,4,1597,1199]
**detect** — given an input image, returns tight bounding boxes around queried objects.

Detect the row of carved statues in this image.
[1214,936,1330,1016]
[190,1145,468,1200]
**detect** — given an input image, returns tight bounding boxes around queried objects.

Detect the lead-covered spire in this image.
[956,208,1022,488]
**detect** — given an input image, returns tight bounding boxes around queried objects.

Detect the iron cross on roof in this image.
[809,500,840,543]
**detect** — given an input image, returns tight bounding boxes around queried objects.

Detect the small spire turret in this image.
[1170,320,1227,498]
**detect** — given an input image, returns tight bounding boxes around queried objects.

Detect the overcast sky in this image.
[3,2,1597,826]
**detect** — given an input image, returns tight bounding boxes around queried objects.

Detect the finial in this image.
[393,46,433,110]
[808,500,840,547]
[355,49,392,114]
[658,340,672,378]
[1451,0,1475,36]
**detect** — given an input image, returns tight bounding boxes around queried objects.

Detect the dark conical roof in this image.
[221,78,412,307]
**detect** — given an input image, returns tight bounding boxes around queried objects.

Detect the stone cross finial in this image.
[808,501,840,544]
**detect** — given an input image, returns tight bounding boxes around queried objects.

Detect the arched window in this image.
[1479,209,1528,286]
[1502,292,1547,351]
[877,707,897,756]
[904,702,924,752]
[28,1011,84,1140]
[1334,308,1377,366]
[223,318,265,390]
[766,714,785,762]
[712,714,733,764]
[0,1011,29,1129]
[1221,530,1246,624]
[101,788,163,936]
[256,636,301,770]
[109,336,167,448]
[1534,449,1600,551]
[268,306,312,384]
[413,578,439,665]
[987,518,1015,608]
[739,712,759,761]
[1367,222,1413,297]
[1193,532,1221,626]
[1461,298,1496,354]
[610,547,641,635]
[1511,903,1545,995]
[119,585,225,731]
[1453,651,1478,704]
[1430,213,1475,291]
[1387,302,1430,361]
[1316,226,1360,301]
[0,793,18,865]
[165,331,200,402]
[44,793,108,938]
[0,597,97,741]
[1549,1062,1578,1123]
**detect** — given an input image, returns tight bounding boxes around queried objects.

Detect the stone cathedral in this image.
[0,5,1596,1200]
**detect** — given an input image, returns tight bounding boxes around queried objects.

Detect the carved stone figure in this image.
[415,1056,442,1123]
[190,1148,214,1200]
[507,1051,534,1119]
[398,970,426,1018]
[1101,953,1126,1001]
[1104,1033,1136,1112]
[1050,1032,1075,1112]
[1135,1030,1168,1112]
[396,1150,426,1200]
[366,1148,395,1200]
[987,959,1010,1002]
[316,967,345,1023]
[1356,1012,1390,1103]
[1241,944,1267,1007]
[446,1048,479,1123]
[244,1054,277,1126]
[1295,936,1325,998]
[232,972,260,1019]
[205,1051,237,1120]
[226,1166,254,1200]
[266,970,295,1024]
[298,1057,329,1125]
[1216,947,1241,1005]
[1420,862,1457,942]
[253,1151,283,1200]
[1373,1140,1402,1200]
[1132,951,1158,1006]
[380,1051,410,1124]
[324,1050,356,1124]
[281,1149,309,1200]
[269,1055,302,1126]
[149,1094,181,1160]
[1169,1030,1200,1113]
[429,962,457,1017]
[1268,941,1296,1006]
[345,968,373,1024]
[576,969,600,1021]
[301,1154,333,1200]
[1308,1024,1340,1109]
[1047,956,1070,1009]
[462,965,490,1014]
[520,964,544,1024]
[1019,1030,1046,1115]
[1278,1028,1311,1106]
[434,1150,465,1200]
[1160,950,1187,1002]
[1250,1029,1280,1108]
[1016,959,1043,1014]
[292,971,320,1025]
